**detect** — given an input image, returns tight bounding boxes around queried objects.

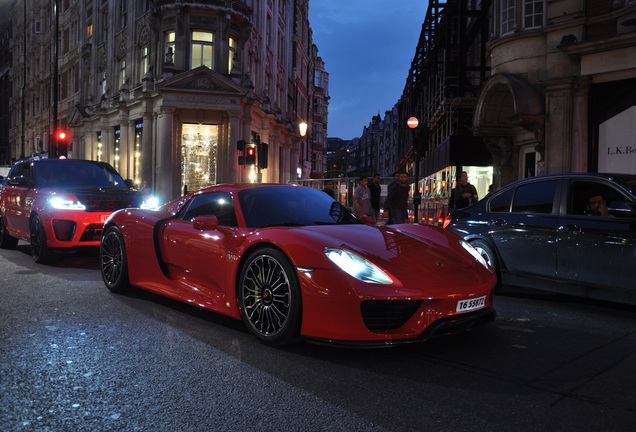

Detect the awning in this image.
[422,135,492,177]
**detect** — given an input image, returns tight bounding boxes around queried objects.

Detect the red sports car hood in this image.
[285,224,492,289]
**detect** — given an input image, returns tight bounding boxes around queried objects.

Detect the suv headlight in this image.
[49,197,86,210]
[140,195,159,209]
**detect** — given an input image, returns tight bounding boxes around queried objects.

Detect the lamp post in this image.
[299,121,308,178]
[407,116,421,224]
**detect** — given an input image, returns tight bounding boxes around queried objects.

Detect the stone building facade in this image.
[346,0,636,224]
[5,0,328,203]
[474,0,636,187]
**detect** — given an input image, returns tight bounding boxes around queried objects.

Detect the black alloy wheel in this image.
[0,216,18,249]
[100,226,131,293]
[238,247,302,346]
[30,215,53,264]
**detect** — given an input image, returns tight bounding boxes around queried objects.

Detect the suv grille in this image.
[360,300,422,331]
[81,197,136,212]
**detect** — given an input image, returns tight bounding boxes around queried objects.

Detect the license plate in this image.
[456,295,486,313]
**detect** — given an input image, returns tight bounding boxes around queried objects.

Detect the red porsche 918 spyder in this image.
[100,184,496,347]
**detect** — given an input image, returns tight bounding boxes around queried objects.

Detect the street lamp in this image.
[299,121,308,178]
[407,116,421,224]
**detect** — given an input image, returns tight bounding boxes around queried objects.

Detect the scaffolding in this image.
[398,0,492,224]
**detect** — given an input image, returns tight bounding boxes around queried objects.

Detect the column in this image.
[156,107,175,203]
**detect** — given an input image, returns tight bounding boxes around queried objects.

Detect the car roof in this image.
[486,173,636,204]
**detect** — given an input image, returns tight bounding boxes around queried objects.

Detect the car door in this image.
[487,179,561,278]
[557,179,636,295]
[2,161,33,238]
[159,192,238,299]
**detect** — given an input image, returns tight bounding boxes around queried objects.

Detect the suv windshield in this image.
[33,160,128,189]
[239,185,361,228]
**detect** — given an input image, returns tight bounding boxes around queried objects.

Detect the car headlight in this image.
[49,197,86,210]
[140,195,159,209]
[460,240,490,270]
[324,248,392,284]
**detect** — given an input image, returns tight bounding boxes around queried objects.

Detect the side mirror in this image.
[192,214,219,231]
[8,176,30,187]
[608,200,636,218]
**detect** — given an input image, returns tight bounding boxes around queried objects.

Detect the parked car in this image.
[100,184,496,347]
[444,173,636,305]
[0,157,144,263]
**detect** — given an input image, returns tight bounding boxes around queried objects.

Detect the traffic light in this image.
[56,129,69,158]
[245,144,256,165]
[258,142,268,169]
[237,139,246,151]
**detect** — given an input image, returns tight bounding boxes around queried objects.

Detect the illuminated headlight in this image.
[140,195,159,209]
[49,197,86,210]
[325,248,392,284]
[460,240,490,270]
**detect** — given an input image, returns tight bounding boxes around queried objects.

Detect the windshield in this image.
[33,160,129,189]
[239,185,362,228]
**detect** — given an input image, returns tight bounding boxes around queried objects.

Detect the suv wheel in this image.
[30,216,53,264]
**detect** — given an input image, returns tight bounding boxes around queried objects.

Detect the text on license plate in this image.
[456,295,486,313]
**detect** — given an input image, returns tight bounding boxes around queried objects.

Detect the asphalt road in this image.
[1,245,635,432]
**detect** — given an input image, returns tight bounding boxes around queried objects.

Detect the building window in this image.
[87,23,93,44]
[114,127,121,171]
[100,8,108,43]
[100,70,107,95]
[119,0,127,29]
[165,31,175,63]
[191,31,214,69]
[277,31,285,64]
[134,120,143,185]
[500,0,516,35]
[119,59,126,87]
[228,36,236,74]
[140,45,149,81]
[97,131,103,162]
[523,0,544,29]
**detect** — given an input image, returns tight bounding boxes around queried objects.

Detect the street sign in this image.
[407,116,419,129]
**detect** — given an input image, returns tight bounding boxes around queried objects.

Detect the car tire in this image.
[470,239,501,289]
[0,216,18,249]
[238,247,302,346]
[100,226,131,293]
[30,215,53,264]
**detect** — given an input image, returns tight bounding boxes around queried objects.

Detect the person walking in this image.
[368,173,382,221]
[386,171,400,224]
[450,171,478,211]
[385,171,410,224]
[353,176,374,220]
[323,180,336,199]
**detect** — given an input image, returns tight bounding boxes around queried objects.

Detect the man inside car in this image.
[586,191,610,217]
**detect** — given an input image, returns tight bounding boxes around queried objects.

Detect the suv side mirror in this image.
[608,200,636,218]
[8,176,30,187]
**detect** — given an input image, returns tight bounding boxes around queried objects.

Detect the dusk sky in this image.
[310,1,428,140]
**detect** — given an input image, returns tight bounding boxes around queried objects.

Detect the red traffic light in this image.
[57,131,67,140]
[246,146,256,157]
